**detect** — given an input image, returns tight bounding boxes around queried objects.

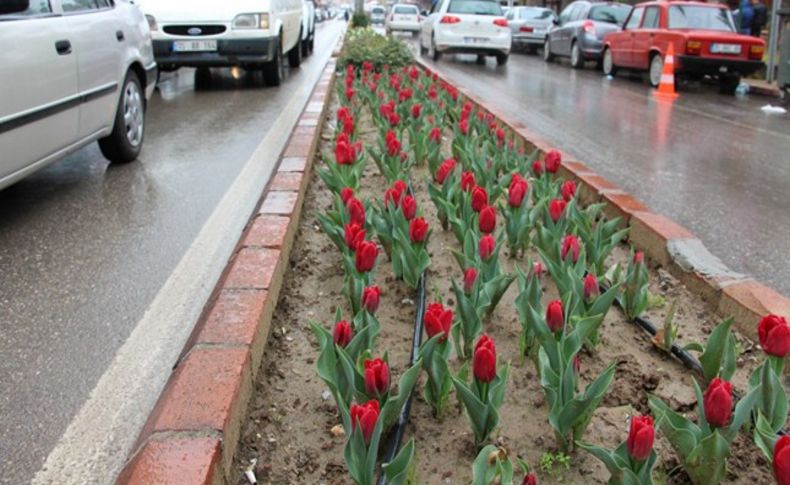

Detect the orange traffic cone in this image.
[653,43,679,100]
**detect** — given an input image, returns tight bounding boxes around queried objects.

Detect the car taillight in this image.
[686,40,702,56]
[440,15,461,24]
[520,26,534,33]
[749,44,765,60]
[493,18,508,27]
[582,20,595,35]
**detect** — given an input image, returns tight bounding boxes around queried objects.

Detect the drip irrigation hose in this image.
[376,272,426,485]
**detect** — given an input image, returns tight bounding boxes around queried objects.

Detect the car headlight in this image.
[232,13,270,29]
[145,14,158,31]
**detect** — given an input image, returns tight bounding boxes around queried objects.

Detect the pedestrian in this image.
[738,0,754,35]
[751,0,767,37]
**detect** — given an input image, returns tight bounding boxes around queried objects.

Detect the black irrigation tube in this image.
[377,272,426,485]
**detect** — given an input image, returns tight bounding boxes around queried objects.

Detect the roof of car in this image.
[635,0,727,7]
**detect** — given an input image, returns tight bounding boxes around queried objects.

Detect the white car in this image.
[139,0,304,86]
[0,0,156,190]
[370,5,386,24]
[301,0,316,56]
[420,0,511,65]
[386,4,421,35]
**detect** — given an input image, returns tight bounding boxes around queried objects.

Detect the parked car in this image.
[543,0,630,68]
[0,0,157,190]
[302,0,316,56]
[602,1,765,93]
[371,5,387,24]
[506,6,555,54]
[386,4,421,35]
[420,0,512,65]
[138,0,303,87]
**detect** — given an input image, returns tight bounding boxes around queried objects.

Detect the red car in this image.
[602,1,765,94]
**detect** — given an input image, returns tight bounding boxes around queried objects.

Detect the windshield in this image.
[668,5,735,31]
[394,5,418,14]
[520,7,553,20]
[448,0,503,16]
[589,4,631,24]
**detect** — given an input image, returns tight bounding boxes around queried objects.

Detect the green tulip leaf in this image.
[698,317,734,383]
[648,395,700,457]
[685,431,729,485]
[382,439,415,485]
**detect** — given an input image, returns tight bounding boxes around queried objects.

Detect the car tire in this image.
[98,70,145,164]
[570,41,584,69]
[288,31,302,68]
[602,47,617,76]
[543,38,554,62]
[308,31,315,54]
[301,36,309,57]
[263,37,284,87]
[648,53,663,88]
[719,74,740,95]
[496,53,508,66]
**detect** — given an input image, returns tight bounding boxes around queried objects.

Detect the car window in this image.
[571,4,588,21]
[520,8,552,20]
[589,4,630,24]
[558,3,574,24]
[394,5,417,14]
[668,5,734,31]
[0,0,52,16]
[642,6,659,28]
[61,0,102,12]
[624,6,644,29]
[447,0,502,16]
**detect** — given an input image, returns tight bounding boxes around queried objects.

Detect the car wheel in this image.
[301,37,309,57]
[308,31,315,54]
[602,48,617,76]
[570,41,584,69]
[719,74,740,95]
[648,53,663,88]
[543,38,554,62]
[496,53,508,66]
[431,35,441,61]
[99,70,145,164]
[263,37,284,86]
[288,31,302,68]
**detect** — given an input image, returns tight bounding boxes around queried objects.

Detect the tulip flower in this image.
[479,234,496,260]
[344,223,366,251]
[355,240,378,273]
[384,180,407,208]
[388,112,400,127]
[337,106,351,124]
[546,299,564,332]
[464,268,477,293]
[633,251,644,264]
[758,314,790,358]
[435,159,456,184]
[471,186,488,212]
[774,436,790,485]
[385,130,401,157]
[335,138,355,165]
[411,103,422,119]
[533,261,544,277]
[626,415,655,461]
[479,205,496,234]
[361,286,381,314]
[401,195,417,220]
[544,150,561,174]
[459,119,469,135]
[345,87,354,101]
[496,127,505,143]
[350,399,379,443]
[508,175,528,208]
[346,197,366,227]
[399,87,413,102]
[583,274,599,300]
[425,302,453,341]
[461,171,476,191]
[561,180,577,202]
[561,235,580,263]
[409,217,429,243]
[522,474,537,485]
[333,320,353,348]
[532,160,544,177]
[549,198,567,223]
[363,357,390,398]
[340,187,354,204]
[429,127,442,144]
[703,378,733,428]
[473,334,497,383]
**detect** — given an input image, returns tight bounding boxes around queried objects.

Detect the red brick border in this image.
[417,58,790,347]
[116,58,338,484]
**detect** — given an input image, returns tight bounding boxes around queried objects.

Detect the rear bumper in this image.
[677,55,764,77]
[513,34,546,46]
[152,38,277,68]
[387,21,420,31]
[436,31,511,55]
[579,36,604,59]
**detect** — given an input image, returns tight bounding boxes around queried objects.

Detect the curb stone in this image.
[116,57,338,485]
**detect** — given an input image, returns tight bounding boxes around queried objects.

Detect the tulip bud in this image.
[460,171,475,192]
[546,300,564,332]
[346,198,366,227]
[411,103,422,119]
[479,234,496,260]
[626,415,655,461]
[508,176,528,208]
[774,435,790,485]
[344,223,366,251]
[561,235,580,263]
[361,286,381,314]
[425,302,453,342]
[335,139,353,165]
[633,251,644,264]
[522,473,538,485]
[340,187,355,204]
[544,150,561,174]
[471,186,488,212]
[345,87,355,101]
[758,314,790,358]
[429,127,442,144]
[532,160,544,177]
[388,112,400,127]
[355,241,378,273]
[364,358,390,398]
[478,206,496,234]
[385,130,401,157]
[464,268,478,294]
[533,261,544,278]
[583,274,599,300]
[496,127,505,142]
[333,320,353,348]
[401,195,417,220]
[409,217,429,243]
[459,119,469,135]
[350,399,379,443]
[561,180,577,202]
[473,334,497,383]
[703,378,733,428]
[435,159,456,184]
[549,198,567,223]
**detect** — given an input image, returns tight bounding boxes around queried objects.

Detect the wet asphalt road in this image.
[416,44,790,296]
[0,21,343,484]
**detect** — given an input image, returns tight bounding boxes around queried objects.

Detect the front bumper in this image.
[677,55,764,77]
[152,37,277,68]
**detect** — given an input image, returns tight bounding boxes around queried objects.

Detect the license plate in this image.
[464,37,490,44]
[711,43,741,54]
[172,40,217,52]
[396,16,412,21]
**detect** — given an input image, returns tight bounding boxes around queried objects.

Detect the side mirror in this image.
[0,0,29,14]
[553,18,560,25]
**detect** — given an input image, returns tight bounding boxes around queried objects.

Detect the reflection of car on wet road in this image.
[420,0,512,65]
[506,6,555,54]
[371,5,387,24]
[543,0,630,69]
[602,1,765,94]
[386,4,421,35]
[139,0,304,87]
[0,0,156,190]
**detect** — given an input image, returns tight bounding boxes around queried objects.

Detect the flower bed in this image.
[231,48,789,484]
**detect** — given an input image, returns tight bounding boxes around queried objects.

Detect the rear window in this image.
[448,0,503,16]
[520,7,553,20]
[589,4,631,25]
[372,7,386,13]
[394,5,418,14]
[668,5,735,31]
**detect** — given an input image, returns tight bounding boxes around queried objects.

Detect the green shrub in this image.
[351,12,370,28]
[339,27,414,70]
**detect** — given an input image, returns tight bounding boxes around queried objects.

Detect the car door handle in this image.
[55,40,72,55]
[116,30,125,42]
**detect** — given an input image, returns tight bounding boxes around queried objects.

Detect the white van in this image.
[139,0,303,86]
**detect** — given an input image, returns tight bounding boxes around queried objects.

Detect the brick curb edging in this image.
[115,59,338,485]
[416,58,790,344]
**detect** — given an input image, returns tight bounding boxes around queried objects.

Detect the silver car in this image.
[506,6,555,54]
[543,1,630,69]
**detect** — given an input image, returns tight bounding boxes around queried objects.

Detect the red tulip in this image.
[337,106,351,123]
[364,358,390,398]
[549,199,567,223]
[460,171,475,192]
[342,116,354,136]
[401,195,417,220]
[335,139,355,165]
[384,180,407,208]
[546,300,564,332]
[355,241,378,273]
[583,274,599,300]
[561,235,580,263]
[532,160,544,177]
[385,130,401,157]
[425,302,453,342]
[429,127,442,144]
[340,187,354,204]
[350,399,379,443]
[561,180,577,202]
[459,119,469,135]
[533,261,544,278]
[544,150,561,174]
[633,251,644,264]
[508,175,528,208]
[496,127,505,142]
[471,186,488,212]
[479,234,495,260]
[388,112,400,127]
[344,223,366,251]
[473,334,497,383]
[409,217,429,243]
[347,198,366,227]
[626,414,655,461]
[333,320,353,348]
[774,435,790,485]
[435,159,456,184]
[380,100,395,118]
[345,87,354,101]
[479,206,496,234]
[758,314,790,358]
[522,473,538,485]
[703,378,733,428]
[399,87,413,102]
[361,286,381,314]
[411,103,422,119]
[464,268,478,293]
